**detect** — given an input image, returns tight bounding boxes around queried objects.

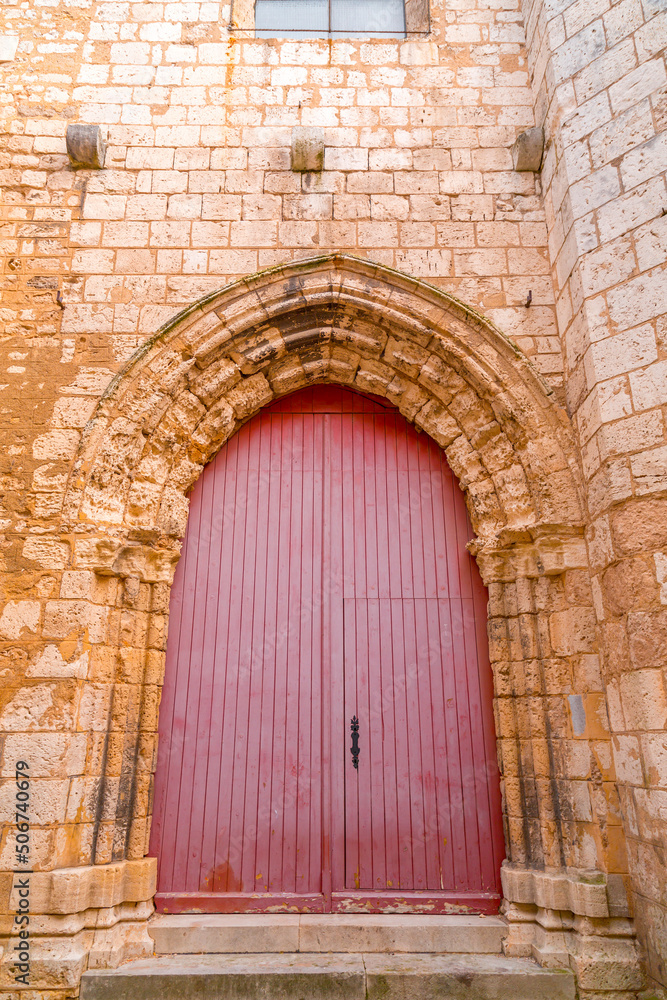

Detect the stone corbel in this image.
[511,126,544,172]
[66,124,106,169]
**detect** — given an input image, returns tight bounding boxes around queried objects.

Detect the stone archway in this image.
[67,254,582,541]
[8,255,639,992]
[63,254,589,869]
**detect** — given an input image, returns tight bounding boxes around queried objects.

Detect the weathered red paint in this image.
[151,385,504,913]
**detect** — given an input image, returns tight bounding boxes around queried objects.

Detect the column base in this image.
[0,859,156,993]
[502,862,644,999]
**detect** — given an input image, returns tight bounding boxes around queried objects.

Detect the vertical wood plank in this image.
[152,385,504,912]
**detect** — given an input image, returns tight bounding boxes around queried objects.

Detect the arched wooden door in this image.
[150,386,504,913]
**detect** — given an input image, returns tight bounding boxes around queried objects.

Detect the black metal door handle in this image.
[350,716,360,769]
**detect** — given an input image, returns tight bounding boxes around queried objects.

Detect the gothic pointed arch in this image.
[64,254,584,578]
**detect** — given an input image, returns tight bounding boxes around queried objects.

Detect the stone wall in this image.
[0,0,559,384]
[520,0,667,990]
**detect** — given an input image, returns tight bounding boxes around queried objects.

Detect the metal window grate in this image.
[255,0,406,37]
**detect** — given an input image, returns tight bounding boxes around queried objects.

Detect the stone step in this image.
[81,952,576,1000]
[149,913,508,955]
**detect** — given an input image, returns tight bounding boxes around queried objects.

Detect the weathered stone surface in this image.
[363,953,576,1000]
[12,860,157,915]
[0,900,154,990]
[512,127,545,172]
[290,127,325,173]
[66,124,107,169]
[81,953,366,1000]
[149,914,508,955]
[80,952,576,1000]
[501,862,610,918]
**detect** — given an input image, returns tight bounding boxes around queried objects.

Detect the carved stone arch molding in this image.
[11,256,639,993]
[66,253,583,543]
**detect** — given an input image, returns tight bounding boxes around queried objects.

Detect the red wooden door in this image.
[150,386,504,913]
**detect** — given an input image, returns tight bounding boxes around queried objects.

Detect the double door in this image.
[150,385,504,912]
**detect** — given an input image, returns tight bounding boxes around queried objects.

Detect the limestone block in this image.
[472,530,588,585]
[1,732,87,777]
[157,487,191,538]
[549,607,597,656]
[52,395,97,429]
[569,933,644,992]
[354,361,395,399]
[190,398,237,456]
[126,480,164,526]
[88,905,155,969]
[0,35,19,62]
[32,428,81,461]
[268,357,308,396]
[43,600,108,643]
[22,535,71,570]
[413,401,461,450]
[225,373,274,420]
[66,124,107,169]
[619,668,667,730]
[0,599,40,639]
[73,538,179,583]
[73,537,125,574]
[502,901,539,955]
[631,445,667,495]
[0,901,154,989]
[0,775,70,826]
[60,570,115,602]
[188,356,241,406]
[633,893,667,992]
[291,127,325,173]
[530,917,570,969]
[0,932,89,989]
[27,644,89,679]
[324,147,368,172]
[399,41,438,65]
[0,682,78,733]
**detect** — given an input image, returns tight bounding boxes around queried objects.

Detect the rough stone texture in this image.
[0,900,154,991]
[0,0,665,994]
[79,952,576,1000]
[502,863,610,918]
[7,859,156,914]
[66,125,107,171]
[512,126,545,172]
[291,127,325,172]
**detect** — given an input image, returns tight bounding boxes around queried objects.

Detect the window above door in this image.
[254,0,407,38]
